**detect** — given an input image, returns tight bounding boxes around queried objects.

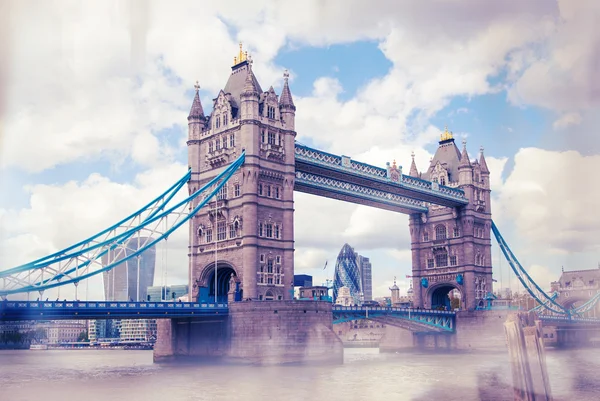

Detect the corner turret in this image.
[240,60,259,120]
[478,146,490,188]
[458,139,473,186]
[187,81,206,172]
[279,70,296,129]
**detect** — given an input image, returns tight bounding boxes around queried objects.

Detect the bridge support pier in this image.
[154,301,343,365]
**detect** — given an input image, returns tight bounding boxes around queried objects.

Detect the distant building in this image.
[298,286,330,301]
[43,321,87,344]
[147,285,189,302]
[551,267,600,315]
[333,243,372,305]
[355,253,372,301]
[88,319,121,343]
[120,319,157,343]
[293,274,313,287]
[335,286,353,306]
[102,236,156,302]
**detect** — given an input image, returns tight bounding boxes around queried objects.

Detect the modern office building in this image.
[333,244,363,305]
[355,253,372,301]
[333,243,373,305]
[120,319,157,343]
[146,285,189,302]
[102,236,156,302]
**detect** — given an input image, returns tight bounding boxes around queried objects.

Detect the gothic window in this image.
[216,137,221,150]
[275,187,280,199]
[261,130,265,143]
[234,183,240,197]
[205,228,213,243]
[268,132,276,145]
[435,253,448,267]
[217,185,227,201]
[259,223,263,237]
[276,255,281,264]
[208,142,214,153]
[423,232,429,242]
[267,185,271,197]
[440,176,446,185]
[233,221,240,237]
[215,116,220,129]
[258,183,263,196]
[274,225,280,239]
[475,253,481,266]
[267,259,273,273]
[276,277,280,285]
[435,225,447,240]
[267,106,275,119]
[450,255,457,266]
[197,227,203,238]
[229,224,235,238]
[223,114,228,126]
[427,258,434,268]
[267,277,273,284]
[217,221,226,241]
[266,223,273,238]
[260,254,265,263]
[229,134,235,147]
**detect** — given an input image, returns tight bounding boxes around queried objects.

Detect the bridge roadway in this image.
[0,301,457,333]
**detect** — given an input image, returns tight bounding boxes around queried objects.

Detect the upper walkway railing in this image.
[294,144,467,205]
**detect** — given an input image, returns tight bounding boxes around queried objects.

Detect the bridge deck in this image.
[0,301,228,321]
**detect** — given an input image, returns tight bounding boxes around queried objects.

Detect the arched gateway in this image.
[185,47,492,310]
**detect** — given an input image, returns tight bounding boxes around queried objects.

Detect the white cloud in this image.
[553,112,582,129]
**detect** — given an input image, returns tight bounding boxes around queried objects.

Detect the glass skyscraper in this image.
[333,243,373,304]
[333,244,363,305]
[102,237,156,302]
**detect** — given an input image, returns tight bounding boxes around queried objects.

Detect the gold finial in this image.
[440,125,454,141]
[194,81,200,92]
[234,43,249,66]
[411,151,415,160]
[283,69,290,81]
[392,159,397,169]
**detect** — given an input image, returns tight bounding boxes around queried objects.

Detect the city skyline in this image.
[1,1,599,301]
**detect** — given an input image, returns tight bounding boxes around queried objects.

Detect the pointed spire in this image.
[188,81,205,120]
[279,69,296,110]
[458,139,471,168]
[241,69,259,98]
[479,145,490,174]
[409,151,419,177]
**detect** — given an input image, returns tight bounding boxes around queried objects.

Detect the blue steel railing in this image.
[0,301,229,321]
[295,171,428,213]
[294,144,467,203]
[332,306,455,332]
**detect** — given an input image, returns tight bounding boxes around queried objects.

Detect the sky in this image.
[1,0,599,301]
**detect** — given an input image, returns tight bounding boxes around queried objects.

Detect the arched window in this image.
[423,232,429,242]
[440,176,446,185]
[475,253,481,265]
[435,225,447,240]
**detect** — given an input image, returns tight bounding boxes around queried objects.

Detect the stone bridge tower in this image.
[408,128,492,311]
[186,46,296,303]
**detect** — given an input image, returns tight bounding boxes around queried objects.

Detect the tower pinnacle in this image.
[279,69,295,110]
[188,81,205,120]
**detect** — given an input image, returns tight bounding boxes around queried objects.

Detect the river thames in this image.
[1,348,599,400]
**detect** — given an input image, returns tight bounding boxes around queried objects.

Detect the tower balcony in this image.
[260,142,285,161]
[206,148,233,166]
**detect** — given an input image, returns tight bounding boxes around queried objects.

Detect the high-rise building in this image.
[355,253,372,301]
[333,244,363,305]
[102,237,156,302]
[146,285,189,302]
[333,243,373,305]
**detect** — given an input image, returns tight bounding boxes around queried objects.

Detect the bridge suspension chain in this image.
[0,152,246,297]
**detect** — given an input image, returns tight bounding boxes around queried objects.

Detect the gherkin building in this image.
[333,243,362,305]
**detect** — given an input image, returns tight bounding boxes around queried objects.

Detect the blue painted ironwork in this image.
[294,143,467,204]
[332,306,455,332]
[0,300,228,321]
[492,221,600,318]
[294,171,428,213]
[0,153,246,296]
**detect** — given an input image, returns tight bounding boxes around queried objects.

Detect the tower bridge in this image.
[2,45,599,363]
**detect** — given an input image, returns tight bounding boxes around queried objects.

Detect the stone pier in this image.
[379,310,513,352]
[154,301,343,365]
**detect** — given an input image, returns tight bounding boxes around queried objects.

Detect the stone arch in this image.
[198,261,237,303]
[427,282,462,311]
[561,296,588,310]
